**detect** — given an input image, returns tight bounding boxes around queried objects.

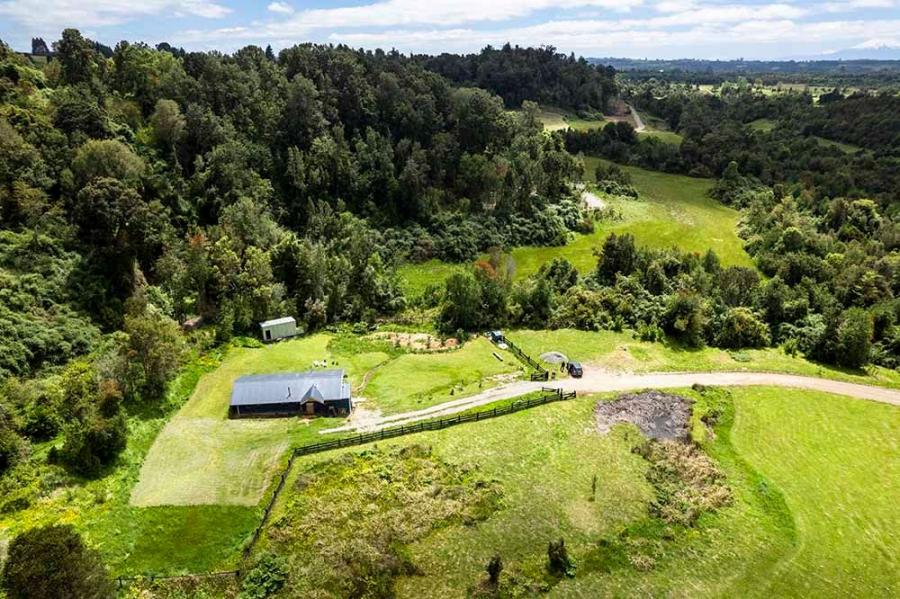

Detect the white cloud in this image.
[322,17,900,56]
[852,37,900,48]
[0,0,230,30]
[267,1,293,14]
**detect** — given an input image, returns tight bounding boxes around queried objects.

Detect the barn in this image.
[229,370,352,418]
[259,316,298,342]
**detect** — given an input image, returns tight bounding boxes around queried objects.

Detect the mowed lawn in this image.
[731,389,900,597]
[364,336,523,414]
[399,161,752,293]
[131,335,523,507]
[131,336,351,507]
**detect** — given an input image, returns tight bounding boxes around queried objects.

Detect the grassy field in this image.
[260,385,900,596]
[537,106,606,132]
[509,159,752,278]
[399,161,752,293]
[397,259,465,296]
[510,328,900,389]
[364,336,522,413]
[749,118,777,132]
[130,334,522,509]
[812,135,861,154]
[638,129,683,145]
[732,388,900,596]
[0,354,264,576]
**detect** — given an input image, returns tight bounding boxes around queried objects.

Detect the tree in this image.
[149,99,186,151]
[1,525,113,599]
[486,554,503,587]
[715,307,771,349]
[71,140,146,188]
[835,308,873,368]
[438,272,482,334]
[120,308,185,401]
[664,292,707,347]
[547,538,575,577]
[57,374,128,476]
[0,404,24,478]
[53,29,97,86]
[596,233,638,284]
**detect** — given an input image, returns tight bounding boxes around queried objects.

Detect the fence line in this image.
[503,336,550,381]
[120,382,578,586]
[240,386,576,559]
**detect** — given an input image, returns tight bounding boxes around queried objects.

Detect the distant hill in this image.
[589,57,900,74]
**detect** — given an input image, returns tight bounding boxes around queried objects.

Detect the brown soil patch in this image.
[595,390,692,440]
[371,332,458,352]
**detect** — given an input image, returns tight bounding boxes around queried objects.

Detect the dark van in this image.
[567,361,583,378]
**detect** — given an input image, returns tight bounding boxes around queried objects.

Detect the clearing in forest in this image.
[398,161,752,295]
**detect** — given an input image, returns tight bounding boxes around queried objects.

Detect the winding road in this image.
[323,368,900,434]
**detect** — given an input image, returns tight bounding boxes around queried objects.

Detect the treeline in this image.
[0,31,586,374]
[416,44,618,113]
[430,160,900,370]
[564,87,900,210]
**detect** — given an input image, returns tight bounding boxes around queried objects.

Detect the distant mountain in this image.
[818,44,900,61]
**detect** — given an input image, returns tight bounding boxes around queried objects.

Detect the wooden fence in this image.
[241,386,576,559]
[504,337,550,381]
[119,383,578,587]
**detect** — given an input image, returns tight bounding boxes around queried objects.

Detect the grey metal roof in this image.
[259,316,296,328]
[230,369,349,407]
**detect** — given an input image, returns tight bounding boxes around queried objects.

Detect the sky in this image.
[1,0,899,59]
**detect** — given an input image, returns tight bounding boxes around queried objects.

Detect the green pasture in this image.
[510,159,753,277]
[749,118,777,132]
[637,129,683,145]
[399,160,752,293]
[510,328,900,389]
[536,106,607,132]
[262,385,900,596]
[732,388,900,596]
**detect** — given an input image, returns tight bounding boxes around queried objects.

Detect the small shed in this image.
[229,369,352,418]
[260,316,298,342]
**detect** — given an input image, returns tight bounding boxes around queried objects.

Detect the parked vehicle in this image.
[567,361,583,378]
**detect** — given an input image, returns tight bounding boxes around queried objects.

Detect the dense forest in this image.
[2,29,900,532]
[0,31,595,487]
[417,44,618,113]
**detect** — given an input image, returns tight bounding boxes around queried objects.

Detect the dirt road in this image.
[322,368,900,433]
[629,104,646,132]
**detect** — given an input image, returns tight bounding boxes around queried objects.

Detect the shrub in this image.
[239,553,288,599]
[715,307,771,349]
[1,524,113,599]
[547,538,575,577]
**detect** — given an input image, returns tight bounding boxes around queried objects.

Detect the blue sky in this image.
[1,0,899,59]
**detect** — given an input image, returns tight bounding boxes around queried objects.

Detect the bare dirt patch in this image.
[595,390,691,440]
[370,332,459,352]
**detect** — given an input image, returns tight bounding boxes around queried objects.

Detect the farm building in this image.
[259,316,298,342]
[229,369,352,418]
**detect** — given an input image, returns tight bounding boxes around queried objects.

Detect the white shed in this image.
[259,316,298,342]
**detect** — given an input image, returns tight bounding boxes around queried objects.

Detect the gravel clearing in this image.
[595,390,692,440]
